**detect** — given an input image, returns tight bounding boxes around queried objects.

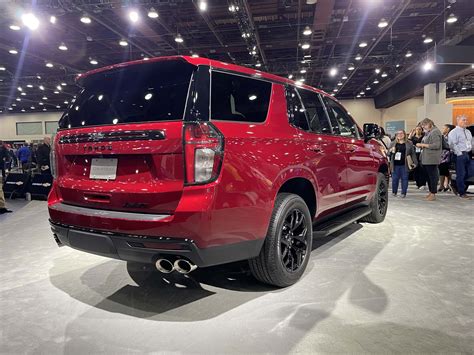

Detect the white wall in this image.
[379,97,424,131]
[338,99,382,126]
[0,112,62,142]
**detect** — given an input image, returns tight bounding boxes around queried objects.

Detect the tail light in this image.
[50,135,58,178]
[184,122,224,185]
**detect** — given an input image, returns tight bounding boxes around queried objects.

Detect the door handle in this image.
[309,145,322,153]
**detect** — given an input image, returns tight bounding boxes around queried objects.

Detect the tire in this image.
[126,261,158,286]
[360,172,388,223]
[249,193,313,287]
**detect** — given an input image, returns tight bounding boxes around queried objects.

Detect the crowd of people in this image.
[0,136,52,214]
[379,115,473,201]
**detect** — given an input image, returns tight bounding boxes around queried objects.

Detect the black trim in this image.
[59,130,166,144]
[50,221,264,268]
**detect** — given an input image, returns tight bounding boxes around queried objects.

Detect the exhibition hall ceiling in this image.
[0,0,473,113]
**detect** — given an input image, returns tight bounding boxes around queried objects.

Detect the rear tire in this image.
[249,193,313,287]
[126,261,158,286]
[360,172,388,223]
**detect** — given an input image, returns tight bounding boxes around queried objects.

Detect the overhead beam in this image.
[242,0,267,66]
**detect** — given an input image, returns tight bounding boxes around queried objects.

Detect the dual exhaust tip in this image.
[155,258,197,274]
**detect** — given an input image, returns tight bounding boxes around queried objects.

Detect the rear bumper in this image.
[50,221,264,267]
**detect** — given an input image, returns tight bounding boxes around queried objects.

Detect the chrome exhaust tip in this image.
[155,258,174,273]
[174,259,198,274]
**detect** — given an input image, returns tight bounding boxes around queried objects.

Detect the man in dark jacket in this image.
[36,136,51,175]
[0,140,8,178]
[17,143,31,172]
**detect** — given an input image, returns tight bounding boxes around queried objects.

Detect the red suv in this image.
[48,56,388,287]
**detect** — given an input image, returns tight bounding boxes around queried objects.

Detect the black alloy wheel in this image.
[279,209,309,273]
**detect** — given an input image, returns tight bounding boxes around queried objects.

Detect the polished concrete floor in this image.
[1,185,473,354]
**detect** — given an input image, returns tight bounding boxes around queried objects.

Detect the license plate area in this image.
[89,158,118,180]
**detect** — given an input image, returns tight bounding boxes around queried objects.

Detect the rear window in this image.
[59,60,195,129]
[211,71,271,123]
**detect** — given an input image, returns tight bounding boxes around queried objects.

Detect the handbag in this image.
[406,155,416,171]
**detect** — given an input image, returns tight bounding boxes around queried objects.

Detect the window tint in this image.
[286,86,309,130]
[59,60,195,129]
[324,98,359,138]
[297,89,331,134]
[211,71,271,122]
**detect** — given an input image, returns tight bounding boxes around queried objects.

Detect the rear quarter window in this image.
[211,71,271,123]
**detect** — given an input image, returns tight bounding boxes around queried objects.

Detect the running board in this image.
[312,207,371,238]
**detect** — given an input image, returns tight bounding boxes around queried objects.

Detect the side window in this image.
[297,89,332,134]
[211,71,271,122]
[286,86,309,131]
[324,98,360,138]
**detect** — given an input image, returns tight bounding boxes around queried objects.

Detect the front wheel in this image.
[360,172,388,223]
[249,193,313,287]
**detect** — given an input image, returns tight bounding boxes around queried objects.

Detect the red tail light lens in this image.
[184,122,224,185]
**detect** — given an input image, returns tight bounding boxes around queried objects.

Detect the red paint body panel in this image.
[49,56,387,263]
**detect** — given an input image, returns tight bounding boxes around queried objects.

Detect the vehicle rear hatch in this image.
[54,59,196,214]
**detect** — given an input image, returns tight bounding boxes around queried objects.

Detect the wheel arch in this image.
[276,176,317,219]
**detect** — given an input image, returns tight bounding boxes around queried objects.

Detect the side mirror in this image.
[363,123,379,142]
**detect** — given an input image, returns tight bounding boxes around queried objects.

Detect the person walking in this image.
[416,118,443,201]
[36,136,52,175]
[17,143,31,172]
[389,130,417,198]
[409,126,427,189]
[438,124,454,192]
[448,115,473,199]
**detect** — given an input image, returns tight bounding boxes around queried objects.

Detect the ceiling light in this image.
[16,98,21,101]
[366,86,371,90]
[143,57,149,60]
[64,101,69,104]
[9,24,21,31]
[359,41,368,48]
[61,82,67,86]
[348,64,355,71]
[228,4,239,12]
[21,109,25,112]
[255,63,261,67]
[342,75,347,80]
[381,72,388,77]
[56,85,62,90]
[423,61,433,71]
[329,67,338,77]
[423,37,433,44]
[300,69,307,74]
[250,50,257,55]
[299,78,305,82]
[360,91,365,95]
[303,55,311,58]
[9,49,18,55]
[301,43,310,50]
[378,18,388,28]
[43,108,47,111]
[12,104,16,107]
[355,54,362,61]
[58,43,68,51]
[36,75,41,79]
[303,26,312,36]
[30,106,35,110]
[27,84,33,88]
[373,79,379,84]
[396,64,400,68]
[128,10,140,23]
[39,102,44,105]
[119,40,128,46]
[42,96,47,100]
[248,94,257,101]
[144,93,153,100]
[21,13,40,31]
[471,64,474,69]
[80,16,91,24]
[46,62,53,68]
[17,87,22,91]
[175,34,184,43]
[20,92,26,96]
[337,82,342,86]
[8,108,13,111]
[375,68,381,74]
[198,0,208,11]
[56,105,61,109]
[89,59,98,65]
[452,89,457,93]
[405,51,413,57]
[446,14,457,23]
[148,8,159,18]
[0,66,5,71]
[242,32,250,38]
[288,74,293,79]
[50,16,56,24]
[333,89,338,92]
[461,85,466,90]
[54,91,59,94]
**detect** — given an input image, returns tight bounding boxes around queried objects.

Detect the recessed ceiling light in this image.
[301,43,310,50]
[39,102,44,105]
[36,75,41,79]
[56,105,61,109]
[337,82,342,86]
[0,66,5,71]
[30,106,35,110]
[16,98,21,101]
[461,85,466,90]
[46,62,53,68]
[50,16,56,24]
[80,16,91,24]
[21,109,25,112]
[119,40,128,46]
[423,61,433,71]
[17,87,22,91]
[61,82,67,86]
[9,49,18,55]
[64,101,69,104]
[355,54,362,61]
[378,18,388,28]
[359,41,368,48]
[242,32,250,38]
[446,14,457,23]
[27,84,33,88]
[342,75,348,80]
[333,89,338,92]
[250,50,257,55]
[375,68,381,74]
[381,72,388,77]
[43,108,47,111]
[329,67,338,77]
[42,96,47,100]
[348,64,355,71]
[175,34,184,43]
[148,8,159,18]
[21,13,40,31]
[228,4,239,12]
[255,63,261,67]
[143,57,149,61]
[288,74,293,79]
[20,92,26,96]
[9,24,21,31]
[366,86,371,90]
[299,78,305,82]
[396,64,400,68]
[39,85,45,90]
[405,51,413,57]
[303,26,312,36]
[423,37,433,44]
[128,10,140,23]
[54,91,59,94]
[89,59,98,65]
[56,85,62,90]
[198,0,208,11]
[58,43,68,51]
[373,79,379,84]
[452,89,457,93]
[360,91,365,95]
[300,69,307,74]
